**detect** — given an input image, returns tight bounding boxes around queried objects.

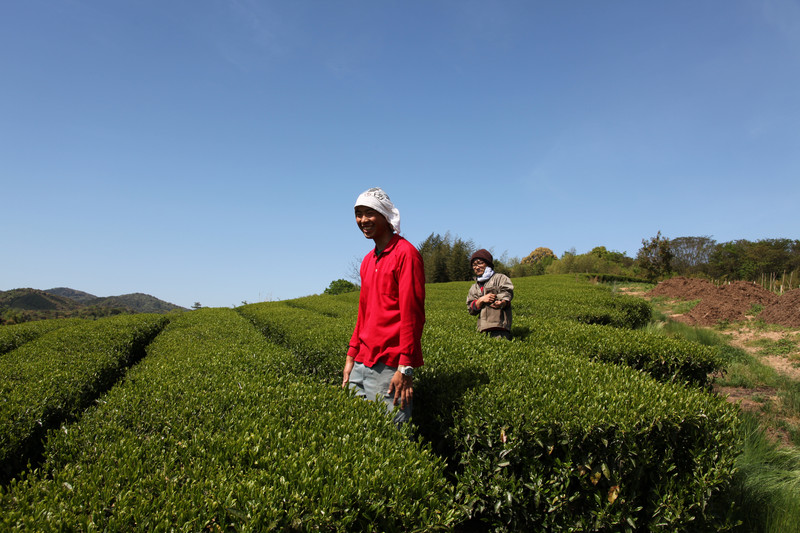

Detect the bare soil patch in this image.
[635,278,800,446]
[647,277,781,326]
[644,277,800,376]
[713,385,777,413]
[760,286,800,328]
[721,327,800,381]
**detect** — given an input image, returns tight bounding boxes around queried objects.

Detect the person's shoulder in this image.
[395,235,421,254]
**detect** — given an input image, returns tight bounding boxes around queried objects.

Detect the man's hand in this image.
[342,356,355,388]
[388,371,413,409]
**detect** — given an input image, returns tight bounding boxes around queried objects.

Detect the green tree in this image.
[707,242,741,280]
[418,232,475,283]
[419,233,445,283]
[708,238,800,282]
[636,231,674,281]
[447,237,476,282]
[522,247,557,264]
[669,236,717,276]
[509,257,546,277]
[544,246,635,277]
[323,279,359,295]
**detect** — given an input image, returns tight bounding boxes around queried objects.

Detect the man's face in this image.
[355,206,392,241]
[472,259,487,276]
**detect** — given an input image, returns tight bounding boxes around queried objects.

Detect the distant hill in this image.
[0,289,82,312]
[45,287,98,304]
[1,288,186,325]
[92,293,185,314]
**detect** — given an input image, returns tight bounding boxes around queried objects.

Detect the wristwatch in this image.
[398,365,414,377]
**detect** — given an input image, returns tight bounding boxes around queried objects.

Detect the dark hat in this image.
[470,249,494,267]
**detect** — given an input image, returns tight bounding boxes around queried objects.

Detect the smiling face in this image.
[471,258,487,277]
[355,205,393,243]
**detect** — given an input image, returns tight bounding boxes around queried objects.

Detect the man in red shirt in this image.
[342,187,425,425]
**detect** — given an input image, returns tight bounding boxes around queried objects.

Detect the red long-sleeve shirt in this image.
[348,234,425,368]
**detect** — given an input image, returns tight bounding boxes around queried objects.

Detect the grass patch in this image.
[646,309,738,350]
[779,382,800,416]
[729,413,800,533]
[717,349,782,389]
[609,281,654,293]
[748,337,799,357]
[776,419,800,447]
[642,294,800,531]
[648,295,701,316]
[666,319,722,346]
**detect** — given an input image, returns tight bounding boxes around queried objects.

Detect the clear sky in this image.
[2,1,798,308]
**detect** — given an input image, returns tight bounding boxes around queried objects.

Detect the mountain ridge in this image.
[1,288,186,325]
[45,287,98,304]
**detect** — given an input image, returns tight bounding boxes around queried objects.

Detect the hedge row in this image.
[0,318,84,356]
[579,273,651,284]
[240,278,741,531]
[282,292,360,318]
[512,315,723,386]
[1,309,459,532]
[421,278,714,386]
[1,276,740,531]
[238,302,353,385]
[422,322,739,531]
[0,314,168,483]
[510,276,653,329]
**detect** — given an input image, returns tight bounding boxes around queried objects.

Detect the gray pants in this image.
[348,361,412,426]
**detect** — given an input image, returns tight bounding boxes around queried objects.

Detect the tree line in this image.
[414,232,800,291]
[326,233,799,295]
[636,235,800,288]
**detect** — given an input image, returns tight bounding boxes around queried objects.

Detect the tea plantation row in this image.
[2,309,457,531]
[239,276,738,531]
[0,317,85,356]
[0,275,740,531]
[0,314,168,483]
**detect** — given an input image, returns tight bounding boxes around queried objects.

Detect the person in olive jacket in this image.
[466,249,514,340]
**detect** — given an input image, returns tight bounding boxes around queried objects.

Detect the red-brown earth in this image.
[646,276,800,327]
[639,277,800,445]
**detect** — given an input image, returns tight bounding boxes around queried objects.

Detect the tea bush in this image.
[0,318,84,356]
[513,315,723,386]
[0,314,168,482]
[283,291,360,318]
[239,278,740,530]
[446,340,738,531]
[1,309,459,532]
[511,276,652,328]
[422,279,713,385]
[238,301,354,384]
[1,276,741,531]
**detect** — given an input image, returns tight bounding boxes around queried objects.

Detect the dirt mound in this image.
[760,288,800,328]
[646,277,781,327]
[647,277,718,301]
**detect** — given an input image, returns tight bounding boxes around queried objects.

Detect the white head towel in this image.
[354,187,401,234]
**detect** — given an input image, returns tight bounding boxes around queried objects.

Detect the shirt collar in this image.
[374,233,401,257]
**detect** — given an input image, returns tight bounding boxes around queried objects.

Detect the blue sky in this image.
[2,1,798,308]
